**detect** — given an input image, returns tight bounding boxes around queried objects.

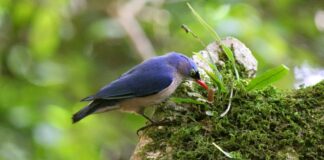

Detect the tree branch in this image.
[112,0,156,60]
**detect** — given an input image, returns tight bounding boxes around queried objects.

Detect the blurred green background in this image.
[0,0,323,159]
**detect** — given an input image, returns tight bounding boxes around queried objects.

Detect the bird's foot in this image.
[136,119,175,136]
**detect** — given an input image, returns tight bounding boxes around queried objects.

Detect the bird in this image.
[72,52,208,123]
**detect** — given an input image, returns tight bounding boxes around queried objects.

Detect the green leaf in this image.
[205,70,226,92]
[221,44,240,80]
[187,3,239,80]
[187,3,221,42]
[193,52,226,92]
[220,44,234,61]
[247,64,290,91]
[194,52,221,79]
[170,97,205,105]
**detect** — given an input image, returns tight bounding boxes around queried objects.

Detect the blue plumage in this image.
[72,52,208,123]
[96,61,174,99]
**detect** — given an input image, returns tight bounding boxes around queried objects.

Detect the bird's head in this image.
[166,52,209,90]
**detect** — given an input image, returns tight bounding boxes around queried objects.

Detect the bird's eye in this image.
[190,69,196,77]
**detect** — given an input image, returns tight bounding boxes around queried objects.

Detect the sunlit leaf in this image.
[187,3,221,42]
[188,3,240,80]
[247,64,289,91]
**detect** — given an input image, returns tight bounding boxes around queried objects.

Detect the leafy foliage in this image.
[247,65,290,91]
[188,3,240,81]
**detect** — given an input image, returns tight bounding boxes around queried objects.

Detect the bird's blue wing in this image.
[81,63,174,101]
[95,72,173,100]
[81,56,176,101]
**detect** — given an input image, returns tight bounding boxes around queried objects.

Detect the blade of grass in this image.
[205,70,226,92]
[181,24,206,46]
[221,44,240,80]
[247,64,289,91]
[181,25,222,81]
[194,52,222,80]
[187,3,221,42]
[187,3,239,80]
[194,52,226,92]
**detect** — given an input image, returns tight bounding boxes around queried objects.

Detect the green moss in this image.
[140,80,324,159]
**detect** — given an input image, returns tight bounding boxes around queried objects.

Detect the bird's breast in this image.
[119,73,183,113]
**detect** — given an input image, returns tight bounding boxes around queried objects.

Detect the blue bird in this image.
[72,52,208,123]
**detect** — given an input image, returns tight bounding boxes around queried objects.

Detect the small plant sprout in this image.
[247,64,290,91]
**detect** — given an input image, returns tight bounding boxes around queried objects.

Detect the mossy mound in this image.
[140,81,324,159]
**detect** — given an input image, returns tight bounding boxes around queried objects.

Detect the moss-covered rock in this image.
[132,38,324,159]
[138,81,323,160]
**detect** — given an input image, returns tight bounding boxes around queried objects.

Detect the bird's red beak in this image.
[195,79,208,90]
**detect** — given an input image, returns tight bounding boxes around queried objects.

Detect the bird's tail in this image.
[72,100,118,123]
[72,104,96,123]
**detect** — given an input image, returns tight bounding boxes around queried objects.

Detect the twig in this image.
[181,24,206,46]
[220,82,234,117]
[212,142,233,158]
[113,0,156,60]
